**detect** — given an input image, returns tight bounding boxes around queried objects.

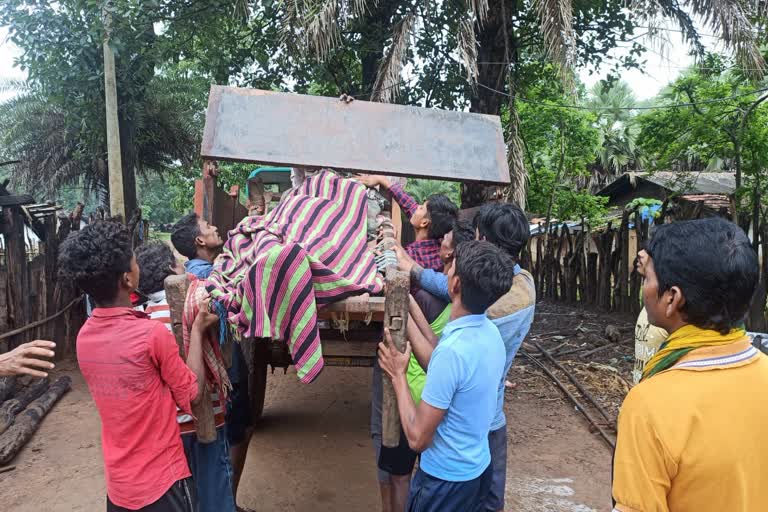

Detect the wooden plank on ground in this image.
[202,86,510,185]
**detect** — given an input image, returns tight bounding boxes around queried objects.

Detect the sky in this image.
[0,21,727,103]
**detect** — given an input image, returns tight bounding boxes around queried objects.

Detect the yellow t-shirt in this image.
[613,339,768,512]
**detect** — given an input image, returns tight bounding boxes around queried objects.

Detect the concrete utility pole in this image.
[103,6,125,221]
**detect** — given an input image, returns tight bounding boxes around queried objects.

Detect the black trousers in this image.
[106,478,198,512]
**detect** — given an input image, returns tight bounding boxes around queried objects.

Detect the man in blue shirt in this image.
[396,203,534,511]
[378,241,515,512]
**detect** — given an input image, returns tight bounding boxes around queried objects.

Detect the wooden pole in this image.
[381,266,410,448]
[164,275,217,443]
[2,207,29,346]
[103,6,125,221]
[378,218,410,448]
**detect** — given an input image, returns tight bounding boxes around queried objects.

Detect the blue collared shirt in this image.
[185,258,213,279]
[420,314,505,482]
[419,264,534,431]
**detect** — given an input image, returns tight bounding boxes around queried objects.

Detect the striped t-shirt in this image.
[140,291,226,433]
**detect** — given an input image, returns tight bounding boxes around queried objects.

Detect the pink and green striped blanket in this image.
[206,170,384,383]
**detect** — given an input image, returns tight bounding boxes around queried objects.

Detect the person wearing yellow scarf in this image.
[642,324,748,380]
[613,217,768,512]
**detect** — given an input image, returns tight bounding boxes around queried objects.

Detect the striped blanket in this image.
[207,171,385,383]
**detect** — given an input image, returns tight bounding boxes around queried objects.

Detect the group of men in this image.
[6,170,763,512]
[358,174,535,512]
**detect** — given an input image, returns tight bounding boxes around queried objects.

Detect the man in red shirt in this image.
[60,220,216,512]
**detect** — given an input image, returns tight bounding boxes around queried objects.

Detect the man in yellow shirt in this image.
[613,217,768,512]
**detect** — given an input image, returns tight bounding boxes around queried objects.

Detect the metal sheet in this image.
[202,86,510,184]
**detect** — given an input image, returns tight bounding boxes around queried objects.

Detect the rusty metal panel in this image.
[202,86,510,185]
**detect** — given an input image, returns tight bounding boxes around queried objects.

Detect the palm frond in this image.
[351,0,375,18]
[637,0,765,77]
[280,0,301,44]
[534,0,575,79]
[0,78,28,95]
[504,108,528,208]
[304,0,341,60]
[457,18,479,85]
[685,0,765,75]
[468,0,489,24]
[371,14,414,103]
[232,0,250,21]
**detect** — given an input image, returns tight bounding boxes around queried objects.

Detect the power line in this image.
[476,82,768,111]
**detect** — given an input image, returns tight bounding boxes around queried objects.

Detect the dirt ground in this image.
[0,302,632,512]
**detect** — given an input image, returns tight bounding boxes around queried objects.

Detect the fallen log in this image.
[0,377,16,403]
[0,376,71,465]
[0,378,50,435]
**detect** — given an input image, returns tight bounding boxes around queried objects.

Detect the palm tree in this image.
[277,0,765,207]
[0,71,208,205]
[586,81,645,190]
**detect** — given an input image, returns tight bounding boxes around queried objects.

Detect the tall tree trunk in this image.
[357,0,401,100]
[118,111,138,222]
[113,19,155,223]
[464,0,515,207]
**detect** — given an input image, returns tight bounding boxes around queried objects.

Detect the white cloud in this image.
[578,21,727,100]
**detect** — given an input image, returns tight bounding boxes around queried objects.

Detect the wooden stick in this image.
[532,341,614,426]
[578,344,614,359]
[164,275,217,444]
[0,297,82,342]
[520,350,615,450]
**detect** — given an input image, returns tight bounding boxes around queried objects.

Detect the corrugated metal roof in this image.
[597,171,737,199]
[680,194,731,212]
[644,172,735,195]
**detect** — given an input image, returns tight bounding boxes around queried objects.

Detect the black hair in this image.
[450,219,475,249]
[58,220,133,304]
[171,213,200,260]
[646,217,758,334]
[454,240,515,314]
[425,194,458,239]
[136,242,176,295]
[474,202,529,261]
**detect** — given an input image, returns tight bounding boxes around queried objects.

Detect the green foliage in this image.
[627,197,663,211]
[0,1,211,212]
[405,179,461,207]
[162,161,256,221]
[511,66,605,223]
[636,54,768,216]
[586,81,644,182]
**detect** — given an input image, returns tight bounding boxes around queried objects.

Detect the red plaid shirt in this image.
[390,183,443,272]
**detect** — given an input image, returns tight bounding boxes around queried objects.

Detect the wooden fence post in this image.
[2,207,29,348]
